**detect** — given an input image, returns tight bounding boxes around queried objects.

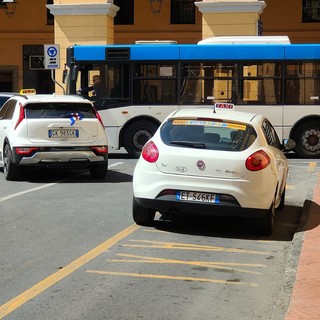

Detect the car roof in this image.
[11,94,92,104]
[169,107,262,124]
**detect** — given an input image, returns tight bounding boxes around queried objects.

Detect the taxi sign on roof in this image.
[20,89,36,95]
[214,102,234,110]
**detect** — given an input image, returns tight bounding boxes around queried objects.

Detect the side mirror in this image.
[62,69,68,84]
[283,138,296,151]
[71,65,79,82]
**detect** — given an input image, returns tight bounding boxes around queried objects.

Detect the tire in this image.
[89,163,108,179]
[254,200,275,236]
[3,144,20,181]
[132,197,155,226]
[293,121,320,158]
[123,120,159,158]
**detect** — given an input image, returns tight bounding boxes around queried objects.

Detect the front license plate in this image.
[48,129,79,138]
[176,191,220,204]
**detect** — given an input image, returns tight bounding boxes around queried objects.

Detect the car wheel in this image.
[254,200,275,236]
[3,144,20,181]
[132,197,155,226]
[123,121,159,158]
[293,121,320,158]
[89,163,108,179]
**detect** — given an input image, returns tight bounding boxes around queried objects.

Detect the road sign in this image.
[44,44,60,69]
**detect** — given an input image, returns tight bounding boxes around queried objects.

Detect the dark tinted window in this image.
[161,118,257,151]
[262,120,282,149]
[25,103,95,119]
[114,0,134,25]
[171,0,196,24]
[0,96,11,107]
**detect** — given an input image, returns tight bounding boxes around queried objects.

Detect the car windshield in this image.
[160,118,257,151]
[24,102,96,119]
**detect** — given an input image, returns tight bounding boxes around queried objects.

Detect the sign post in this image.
[44,44,65,94]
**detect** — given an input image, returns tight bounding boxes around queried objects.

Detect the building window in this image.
[302,0,320,22]
[114,0,134,25]
[171,0,196,24]
[47,0,54,25]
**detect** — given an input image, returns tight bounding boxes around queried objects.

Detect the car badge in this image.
[197,160,206,171]
[176,166,187,173]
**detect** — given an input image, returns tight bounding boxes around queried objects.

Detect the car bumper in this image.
[12,150,108,167]
[133,167,277,211]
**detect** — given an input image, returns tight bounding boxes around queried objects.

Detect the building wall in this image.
[0,0,320,93]
[262,0,320,43]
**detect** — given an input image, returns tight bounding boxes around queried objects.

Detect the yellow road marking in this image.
[86,270,258,287]
[308,162,317,172]
[124,240,271,255]
[108,253,266,275]
[0,224,140,319]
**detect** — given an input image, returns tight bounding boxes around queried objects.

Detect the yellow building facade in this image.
[0,0,319,93]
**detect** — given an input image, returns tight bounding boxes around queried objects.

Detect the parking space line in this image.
[308,161,317,172]
[124,240,271,255]
[86,270,258,287]
[0,224,140,319]
[108,253,266,275]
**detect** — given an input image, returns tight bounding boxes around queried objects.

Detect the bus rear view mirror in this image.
[62,69,68,84]
[71,66,79,82]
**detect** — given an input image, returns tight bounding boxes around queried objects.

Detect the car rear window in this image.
[160,118,257,151]
[24,102,96,119]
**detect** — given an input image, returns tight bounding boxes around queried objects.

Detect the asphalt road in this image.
[0,155,318,320]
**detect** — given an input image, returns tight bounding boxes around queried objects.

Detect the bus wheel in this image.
[293,121,320,158]
[123,121,159,158]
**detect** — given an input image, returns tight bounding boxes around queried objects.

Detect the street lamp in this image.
[0,0,17,19]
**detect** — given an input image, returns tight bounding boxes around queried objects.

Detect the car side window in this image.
[4,100,17,120]
[262,120,281,149]
[0,100,15,120]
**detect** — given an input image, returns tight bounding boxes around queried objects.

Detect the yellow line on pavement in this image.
[0,224,140,319]
[86,270,258,287]
[308,162,317,172]
[124,240,270,255]
[108,253,266,275]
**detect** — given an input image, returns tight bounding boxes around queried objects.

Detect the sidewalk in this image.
[285,172,320,320]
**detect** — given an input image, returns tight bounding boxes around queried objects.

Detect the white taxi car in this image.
[0,93,108,180]
[132,105,295,235]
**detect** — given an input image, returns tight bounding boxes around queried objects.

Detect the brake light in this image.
[245,150,270,171]
[142,141,159,163]
[90,146,108,155]
[93,107,104,126]
[14,104,25,130]
[15,147,39,155]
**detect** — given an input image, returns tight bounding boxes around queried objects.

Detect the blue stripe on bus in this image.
[179,44,285,60]
[72,43,320,62]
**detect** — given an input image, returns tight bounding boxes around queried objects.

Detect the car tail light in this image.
[93,107,104,126]
[14,104,25,130]
[15,147,39,155]
[245,150,270,171]
[90,146,108,155]
[142,141,159,163]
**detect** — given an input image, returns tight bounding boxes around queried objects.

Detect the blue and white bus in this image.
[65,36,320,158]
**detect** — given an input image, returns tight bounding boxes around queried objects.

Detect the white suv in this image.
[0,94,108,180]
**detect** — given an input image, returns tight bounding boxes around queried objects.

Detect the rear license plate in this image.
[48,129,79,138]
[176,191,220,204]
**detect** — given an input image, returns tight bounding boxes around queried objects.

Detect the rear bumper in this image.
[12,149,108,167]
[135,197,268,218]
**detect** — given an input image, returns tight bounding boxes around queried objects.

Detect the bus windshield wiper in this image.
[170,141,207,148]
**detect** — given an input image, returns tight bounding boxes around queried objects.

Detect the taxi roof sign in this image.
[214,102,234,112]
[20,89,36,95]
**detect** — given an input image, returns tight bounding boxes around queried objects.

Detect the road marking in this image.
[0,162,124,203]
[0,224,140,319]
[124,240,271,255]
[86,270,258,287]
[308,161,317,172]
[108,253,266,275]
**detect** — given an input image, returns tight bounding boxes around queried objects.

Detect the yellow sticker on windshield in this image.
[172,119,246,131]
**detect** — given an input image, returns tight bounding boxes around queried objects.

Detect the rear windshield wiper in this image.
[170,141,207,149]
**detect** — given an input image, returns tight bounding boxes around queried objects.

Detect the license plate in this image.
[48,129,79,138]
[176,191,220,203]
